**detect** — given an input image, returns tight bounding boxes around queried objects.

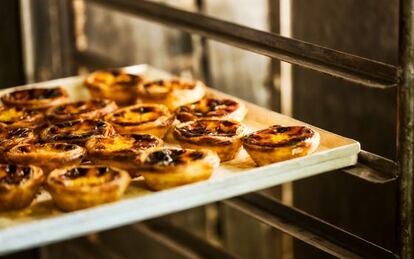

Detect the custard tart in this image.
[0,164,44,211]
[1,87,69,110]
[85,70,145,106]
[104,104,174,138]
[173,119,245,162]
[46,99,118,122]
[85,134,162,177]
[137,148,219,191]
[176,98,247,122]
[7,143,85,173]
[137,79,205,110]
[41,119,115,145]
[46,165,130,211]
[242,125,320,166]
[0,127,36,161]
[0,106,45,128]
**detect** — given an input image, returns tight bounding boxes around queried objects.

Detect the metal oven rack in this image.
[19,0,414,258]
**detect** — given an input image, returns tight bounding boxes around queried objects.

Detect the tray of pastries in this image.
[0,64,360,255]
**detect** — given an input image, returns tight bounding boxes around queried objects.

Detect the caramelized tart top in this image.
[0,127,36,149]
[143,148,207,167]
[0,165,38,186]
[41,119,114,143]
[85,70,144,89]
[86,134,162,154]
[10,142,85,156]
[47,99,117,121]
[1,87,68,109]
[105,104,172,127]
[50,166,120,187]
[0,106,44,127]
[176,98,239,121]
[243,125,317,148]
[138,79,200,99]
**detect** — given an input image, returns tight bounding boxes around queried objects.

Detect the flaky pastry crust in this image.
[173,119,245,162]
[242,125,320,166]
[41,119,115,145]
[1,87,69,110]
[0,164,44,211]
[176,98,247,122]
[85,70,145,106]
[46,165,130,211]
[85,134,162,177]
[137,79,205,110]
[46,99,118,122]
[7,143,86,173]
[104,104,174,138]
[136,148,219,191]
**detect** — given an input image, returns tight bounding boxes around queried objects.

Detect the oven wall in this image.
[291,0,398,257]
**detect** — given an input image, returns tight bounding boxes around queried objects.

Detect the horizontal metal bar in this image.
[74,50,126,71]
[342,150,398,183]
[142,220,237,259]
[226,192,397,258]
[88,0,398,88]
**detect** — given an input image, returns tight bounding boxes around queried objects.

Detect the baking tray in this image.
[0,65,360,255]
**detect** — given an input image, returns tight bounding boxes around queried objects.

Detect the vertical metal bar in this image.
[266,0,280,111]
[398,0,414,258]
[56,0,77,77]
[279,0,292,117]
[195,0,213,86]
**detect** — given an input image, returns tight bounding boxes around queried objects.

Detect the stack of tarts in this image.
[0,69,320,213]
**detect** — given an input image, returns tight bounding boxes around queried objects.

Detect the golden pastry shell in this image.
[137,148,219,191]
[242,125,320,166]
[173,119,245,162]
[46,165,131,211]
[0,164,45,211]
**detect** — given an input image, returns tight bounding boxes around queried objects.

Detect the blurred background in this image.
[1,0,398,258]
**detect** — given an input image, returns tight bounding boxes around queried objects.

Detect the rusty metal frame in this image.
[398,0,414,258]
[36,0,412,258]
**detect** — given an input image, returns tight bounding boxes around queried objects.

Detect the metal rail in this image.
[88,0,398,89]
[342,150,398,183]
[227,192,398,258]
[398,0,414,258]
[141,220,237,259]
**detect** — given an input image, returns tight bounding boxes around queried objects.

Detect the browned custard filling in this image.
[177,120,240,138]
[88,70,144,88]
[140,80,196,98]
[145,149,206,166]
[0,127,35,148]
[177,98,239,119]
[45,119,112,142]
[0,107,42,125]
[91,134,161,153]
[4,87,66,102]
[0,165,32,185]
[55,166,119,187]
[108,106,165,126]
[15,143,80,153]
[243,125,316,147]
[51,99,114,116]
